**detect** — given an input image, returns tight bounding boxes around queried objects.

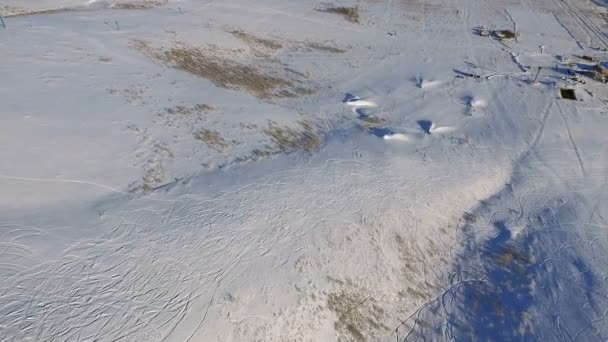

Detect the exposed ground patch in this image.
[298,41,348,53]
[326,283,387,342]
[229,30,283,56]
[1,0,164,17]
[193,129,229,152]
[160,104,215,127]
[112,0,166,10]
[1,5,27,16]
[317,5,361,23]
[139,143,174,192]
[132,40,315,100]
[107,85,149,105]
[254,120,325,156]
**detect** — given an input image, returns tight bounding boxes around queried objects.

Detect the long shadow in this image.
[450,209,605,341]
[448,220,538,341]
[401,193,604,341]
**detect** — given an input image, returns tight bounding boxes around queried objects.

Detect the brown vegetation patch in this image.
[132,40,314,99]
[493,245,531,267]
[113,1,165,9]
[261,120,324,154]
[193,129,228,152]
[2,7,75,17]
[317,5,360,23]
[159,104,215,127]
[358,115,386,125]
[1,5,27,16]
[303,41,347,53]
[327,286,385,342]
[107,85,148,105]
[229,30,283,53]
[165,104,214,116]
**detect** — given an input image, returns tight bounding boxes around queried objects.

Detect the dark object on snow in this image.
[581,55,595,61]
[532,67,542,83]
[473,26,490,37]
[493,30,518,40]
[453,69,481,79]
[560,88,577,100]
[417,120,433,134]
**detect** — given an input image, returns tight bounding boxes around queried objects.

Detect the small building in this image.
[594,61,608,76]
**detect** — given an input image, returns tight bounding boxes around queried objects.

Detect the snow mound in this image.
[345,98,377,108]
[87,0,111,8]
[470,98,487,108]
[420,80,443,89]
[383,133,413,142]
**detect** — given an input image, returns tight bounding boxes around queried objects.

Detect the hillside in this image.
[1,0,608,340]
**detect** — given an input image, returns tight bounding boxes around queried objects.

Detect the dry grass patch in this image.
[107,85,148,105]
[137,143,174,192]
[113,1,165,9]
[1,5,27,16]
[358,115,386,125]
[229,30,283,54]
[327,286,386,342]
[133,40,314,99]
[193,129,228,152]
[317,5,360,23]
[2,7,75,17]
[165,104,214,116]
[303,41,347,53]
[462,211,478,223]
[262,120,324,154]
[159,104,214,127]
[2,0,164,17]
[493,245,531,267]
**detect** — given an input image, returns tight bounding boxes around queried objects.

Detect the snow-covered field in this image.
[2,0,608,340]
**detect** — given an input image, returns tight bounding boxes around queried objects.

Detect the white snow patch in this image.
[470,98,487,108]
[345,99,378,108]
[87,0,110,8]
[420,80,443,89]
[429,125,456,134]
[383,132,413,142]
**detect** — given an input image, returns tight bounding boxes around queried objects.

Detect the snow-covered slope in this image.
[2,0,608,341]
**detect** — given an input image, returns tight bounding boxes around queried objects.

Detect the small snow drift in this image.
[462,96,487,116]
[87,0,111,8]
[346,99,377,108]
[473,26,490,37]
[344,96,377,109]
[470,98,487,108]
[417,120,456,135]
[420,80,443,89]
[429,126,456,134]
[383,133,412,142]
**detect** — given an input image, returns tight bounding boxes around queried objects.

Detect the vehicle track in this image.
[555,0,608,48]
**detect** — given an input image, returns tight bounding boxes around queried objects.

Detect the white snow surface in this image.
[2,0,608,341]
